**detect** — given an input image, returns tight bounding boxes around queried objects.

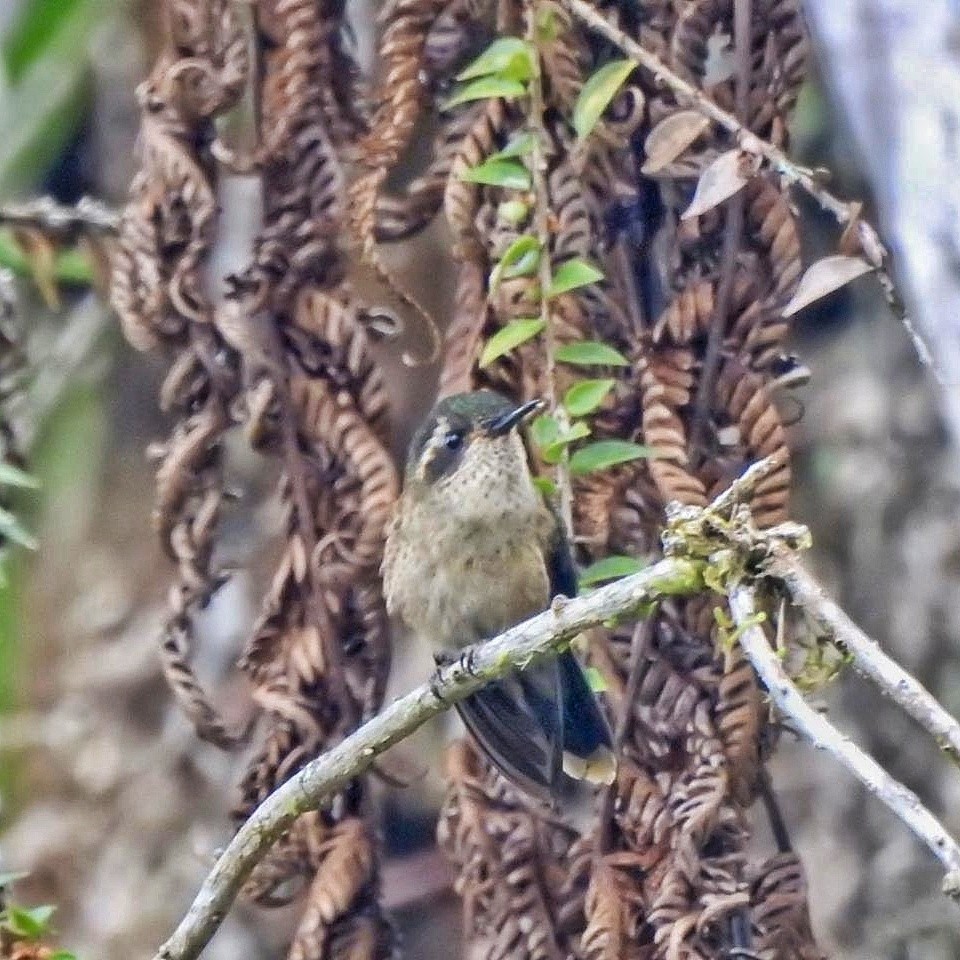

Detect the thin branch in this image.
[0,197,120,235]
[701,453,782,515]
[758,767,793,854]
[596,619,652,853]
[730,585,960,902]
[152,556,704,960]
[558,0,911,335]
[768,547,960,766]
[689,0,750,463]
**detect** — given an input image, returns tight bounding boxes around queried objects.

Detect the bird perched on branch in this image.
[382,389,615,800]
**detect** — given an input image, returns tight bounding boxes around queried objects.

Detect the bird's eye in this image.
[443,431,463,451]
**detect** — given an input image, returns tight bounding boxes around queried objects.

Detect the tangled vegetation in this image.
[0,1,955,959]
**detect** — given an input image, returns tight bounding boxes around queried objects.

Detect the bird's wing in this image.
[542,503,616,782]
[544,503,579,600]
[455,660,563,801]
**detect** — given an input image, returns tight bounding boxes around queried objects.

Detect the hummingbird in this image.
[382,390,615,800]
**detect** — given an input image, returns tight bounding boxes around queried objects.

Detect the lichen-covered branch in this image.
[151,460,960,959]
[152,555,704,960]
[730,585,960,903]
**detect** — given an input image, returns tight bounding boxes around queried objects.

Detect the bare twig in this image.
[703,453,782,516]
[730,585,960,903]
[689,0,750,463]
[0,197,120,235]
[152,556,703,960]
[558,0,910,331]
[768,548,960,766]
[596,619,653,853]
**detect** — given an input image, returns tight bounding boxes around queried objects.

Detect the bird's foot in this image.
[430,648,479,705]
[457,647,477,676]
[431,651,453,705]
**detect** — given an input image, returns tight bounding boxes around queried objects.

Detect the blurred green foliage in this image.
[0,0,108,197]
[0,1,115,793]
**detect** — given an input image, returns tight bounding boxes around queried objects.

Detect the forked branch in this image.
[730,585,960,901]
[152,464,960,960]
[768,548,960,764]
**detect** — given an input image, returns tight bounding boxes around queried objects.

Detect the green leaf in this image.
[0,507,37,551]
[479,318,545,367]
[489,132,537,161]
[532,476,557,498]
[0,871,29,889]
[584,666,609,692]
[457,37,536,83]
[530,413,560,450]
[579,554,647,587]
[547,259,604,297]
[541,421,591,464]
[497,199,530,226]
[5,904,56,940]
[4,0,89,81]
[445,75,527,108]
[460,158,531,190]
[569,440,656,475]
[573,59,636,139]
[563,378,615,416]
[489,235,540,290]
[0,463,40,490]
[555,341,629,366]
[50,952,78,960]
[0,0,106,196]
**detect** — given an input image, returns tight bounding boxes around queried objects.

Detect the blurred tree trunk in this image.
[804,0,960,448]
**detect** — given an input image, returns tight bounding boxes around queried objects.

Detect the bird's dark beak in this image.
[481,398,545,437]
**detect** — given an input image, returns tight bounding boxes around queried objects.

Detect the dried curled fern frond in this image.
[405,0,823,954]
[114,1,398,957]
[438,740,586,960]
[111,0,247,748]
[349,0,450,307]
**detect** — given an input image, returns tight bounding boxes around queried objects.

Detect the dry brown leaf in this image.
[641,110,711,175]
[312,818,377,924]
[782,254,873,317]
[680,149,752,220]
[12,227,60,310]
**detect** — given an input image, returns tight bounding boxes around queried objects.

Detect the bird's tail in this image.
[454,651,615,801]
[557,649,616,786]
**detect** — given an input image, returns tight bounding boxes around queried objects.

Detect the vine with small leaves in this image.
[448,20,653,587]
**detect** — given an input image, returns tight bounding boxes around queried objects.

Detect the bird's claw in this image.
[429,668,448,706]
[431,650,454,705]
[457,647,477,676]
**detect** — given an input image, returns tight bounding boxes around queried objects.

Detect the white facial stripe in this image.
[418,415,451,480]
[429,416,451,449]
